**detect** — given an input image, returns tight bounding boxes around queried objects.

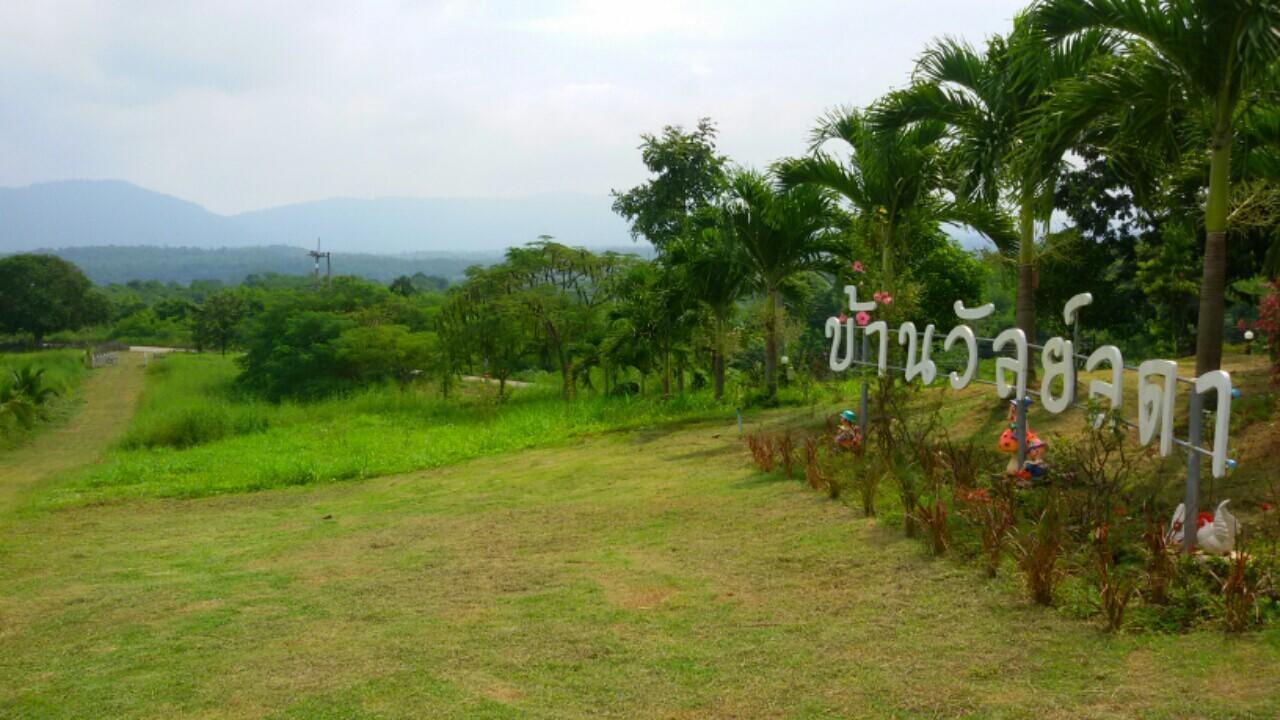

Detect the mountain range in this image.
[0,179,637,254]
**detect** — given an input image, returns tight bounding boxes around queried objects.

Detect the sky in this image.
[0,0,1028,215]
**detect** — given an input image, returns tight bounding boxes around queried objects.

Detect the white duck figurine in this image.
[1167,500,1239,555]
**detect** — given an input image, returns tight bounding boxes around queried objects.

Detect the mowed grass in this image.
[47,354,729,505]
[3,408,1279,718]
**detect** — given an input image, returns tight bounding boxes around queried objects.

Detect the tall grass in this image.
[54,353,730,504]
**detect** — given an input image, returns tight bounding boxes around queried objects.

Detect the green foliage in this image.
[0,254,110,345]
[0,350,86,443]
[907,233,986,328]
[611,118,727,251]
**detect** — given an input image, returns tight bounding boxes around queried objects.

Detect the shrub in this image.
[1093,523,1137,632]
[915,494,949,556]
[745,432,776,472]
[777,431,796,480]
[1141,509,1174,605]
[1010,492,1067,606]
[959,485,1014,578]
[802,437,826,492]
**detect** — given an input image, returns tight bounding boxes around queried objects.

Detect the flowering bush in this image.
[1257,281,1280,385]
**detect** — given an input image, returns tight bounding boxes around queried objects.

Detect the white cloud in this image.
[0,0,1027,214]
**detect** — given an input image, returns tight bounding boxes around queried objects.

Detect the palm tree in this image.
[777,107,1015,295]
[1029,0,1280,374]
[875,19,1114,342]
[722,170,845,398]
[9,367,59,406]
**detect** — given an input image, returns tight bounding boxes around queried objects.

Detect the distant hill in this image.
[27,245,498,285]
[0,180,638,254]
[10,244,655,286]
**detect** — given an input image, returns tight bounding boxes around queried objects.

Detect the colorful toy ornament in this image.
[997,397,1046,483]
[834,410,862,451]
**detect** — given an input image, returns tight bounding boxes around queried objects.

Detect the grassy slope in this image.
[2,369,1278,718]
[46,354,729,505]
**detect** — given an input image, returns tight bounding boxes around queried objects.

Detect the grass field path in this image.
[3,399,1279,718]
[0,356,145,516]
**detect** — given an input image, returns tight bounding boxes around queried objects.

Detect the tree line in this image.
[3,0,1278,400]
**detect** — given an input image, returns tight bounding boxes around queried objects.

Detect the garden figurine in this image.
[1018,439,1048,483]
[834,409,862,451]
[1167,500,1239,555]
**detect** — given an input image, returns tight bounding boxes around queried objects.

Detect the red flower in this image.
[855,311,871,327]
[852,260,865,273]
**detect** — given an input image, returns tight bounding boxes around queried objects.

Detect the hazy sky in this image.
[1,1,1027,215]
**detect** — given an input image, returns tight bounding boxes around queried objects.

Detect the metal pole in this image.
[1184,391,1202,553]
[1016,398,1028,470]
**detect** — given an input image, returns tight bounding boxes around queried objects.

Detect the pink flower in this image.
[872,291,885,303]
[855,311,871,327]
[837,313,848,324]
[852,260,865,273]
[881,293,894,305]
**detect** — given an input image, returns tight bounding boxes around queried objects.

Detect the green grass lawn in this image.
[2,353,1279,718]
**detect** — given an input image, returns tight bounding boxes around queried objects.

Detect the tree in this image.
[1137,220,1202,355]
[612,118,728,253]
[877,20,1114,342]
[389,275,418,296]
[238,310,355,401]
[0,254,109,346]
[193,291,250,355]
[777,107,1014,297]
[1030,0,1280,373]
[722,171,844,398]
[669,228,750,400]
[501,239,615,400]
[335,325,436,386]
[441,264,536,398]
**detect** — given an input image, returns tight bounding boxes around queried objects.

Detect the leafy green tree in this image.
[336,325,435,386]
[193,291,250,355]
[669,228,750,400]
[389,275,418,296]
[877,20,1114,341]
[908,234,987,328]
[238,310,356,400]
[501,240,616,400]
[612,118,728,253]
[442,264,537,398]
[0,254,109,346]
[1030,0,1280,372]
[722,171,844,397]
[1137,220,1202,354]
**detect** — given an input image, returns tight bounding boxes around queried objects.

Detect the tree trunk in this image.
[676,363,684,394]
[662,351,671,398]
[499,376,507,399]
[764,287,780,398]
[1196,127,1232,376]
[879,222,895,296]
[1015,198,1037,346]
[713,350,725,401]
